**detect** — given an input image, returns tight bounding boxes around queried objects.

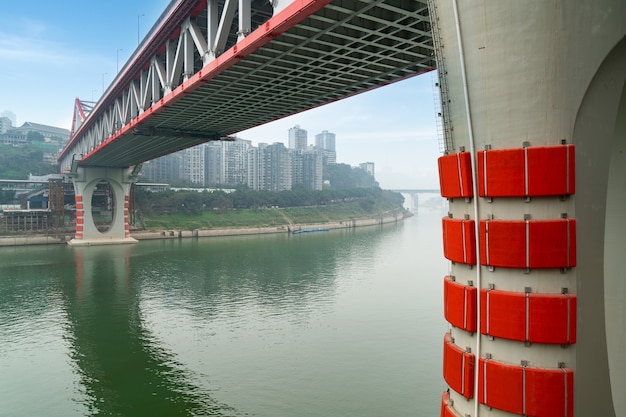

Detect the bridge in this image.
[57,0,625,416]
[392,189,440,211]
[58,0,434,245]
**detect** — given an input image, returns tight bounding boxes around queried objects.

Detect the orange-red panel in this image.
[479,358,573,417]
[480,289,526,341]
[443,333,475,399]
[477,144,575,197]
[479,219,576,269]
[477,147,525,197]
[442,217,476,265]
[526,145,575,196]
[443,276,477,333]
[528,219,577,268]
[480,289,577,344]
[525,366,574,417]
[528,293,577,344]
[440,391,457,417]
[478,358,524,415]
[438,152,474,199]
[479,219,526,268]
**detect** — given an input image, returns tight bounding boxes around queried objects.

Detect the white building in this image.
[288,125,307,150]
[359,162,375,177]
[291,147,323,190]
[248,143,292,191]
[222,139,250,185]
[183,145,205,185]
[314,130,337,165]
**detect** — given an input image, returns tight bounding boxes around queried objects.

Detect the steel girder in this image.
[59,0,434,171]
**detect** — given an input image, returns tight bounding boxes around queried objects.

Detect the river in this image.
[0,207,448,417]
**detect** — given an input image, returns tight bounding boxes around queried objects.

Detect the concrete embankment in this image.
[0,235,72,247]
[0,211,408,247]
[133,211,406,241]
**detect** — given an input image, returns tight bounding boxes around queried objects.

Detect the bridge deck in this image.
[74,0,434,168]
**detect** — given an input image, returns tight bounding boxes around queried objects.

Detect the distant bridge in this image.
[391,189,440,194]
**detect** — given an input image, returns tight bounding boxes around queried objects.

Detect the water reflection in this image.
[0,215,446,417]
[63,245,230,416]
[131,227,389,320]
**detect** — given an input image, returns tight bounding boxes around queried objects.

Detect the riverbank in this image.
[0,210,409,247]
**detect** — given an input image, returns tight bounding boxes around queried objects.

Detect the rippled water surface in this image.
[0,209,447,417]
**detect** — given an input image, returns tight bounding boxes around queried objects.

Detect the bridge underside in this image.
[79,0,434,168]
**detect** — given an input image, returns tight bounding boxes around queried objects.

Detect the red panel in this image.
[479,358,574,417]
[528,219,577,268]
[438,152,474,199]
[443,276,477,333]
[480,219,576,269]
[479,219,526,267]
[528,293,577,344]
[477,147,525,197]
[526,145,575,196]
[480,289,577,344]
[480,289,526,340]
[525,367,574,417]
[443,333,475,399]
[478,358,524,415]
[440,391,457,417]
[442,218,476,265]
[477,145,575,198]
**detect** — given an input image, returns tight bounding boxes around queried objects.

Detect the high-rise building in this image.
[183,145,205,185]
[291,147,323,190]
[204,142,223,185]
[1,111,16,127]
[0,117,12,134]
[315,130,335,151]
[248,143,292,191]
[314,130,336,165]
[288,125,307,150]
[141,152,183,183]
[359,162,375,177]
[222,139,250,185]
[247,145,263,191]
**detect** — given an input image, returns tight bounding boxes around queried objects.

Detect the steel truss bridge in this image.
[58,0,434,171]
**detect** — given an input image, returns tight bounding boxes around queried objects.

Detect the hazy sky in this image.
[0,0,442,189]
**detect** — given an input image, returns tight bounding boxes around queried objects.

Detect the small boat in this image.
[292,228,330,235]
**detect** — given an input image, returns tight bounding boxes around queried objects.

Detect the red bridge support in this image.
[438,144,579,417]
[67,166,138,246]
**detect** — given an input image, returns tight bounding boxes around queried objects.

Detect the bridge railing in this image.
[59,0,279,172]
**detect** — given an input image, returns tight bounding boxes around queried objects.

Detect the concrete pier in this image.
[66,166,138,246]
[431,0,625,415]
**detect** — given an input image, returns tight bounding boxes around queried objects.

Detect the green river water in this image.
[0,208,447,417]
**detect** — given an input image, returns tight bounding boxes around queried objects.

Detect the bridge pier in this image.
[67,167,138,246]
[431,0,625,416]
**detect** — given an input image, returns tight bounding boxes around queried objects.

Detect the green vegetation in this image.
[324,163,378,189]
[136,187,405,230]
[0,144,58,179]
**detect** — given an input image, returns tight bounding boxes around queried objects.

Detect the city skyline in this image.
[0,0,441,190]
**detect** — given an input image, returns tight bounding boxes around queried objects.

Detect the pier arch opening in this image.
[604,49,626,417]
[573,34,626,417]
[90,180,115,233]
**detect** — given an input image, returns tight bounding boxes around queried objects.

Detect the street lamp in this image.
[117,48,123,73]
[138,14,145,45]
[102,73,108,94]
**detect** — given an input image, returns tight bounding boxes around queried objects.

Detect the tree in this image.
[324,163,379,189]
[27,131,45,142]
[0,144,55,179]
